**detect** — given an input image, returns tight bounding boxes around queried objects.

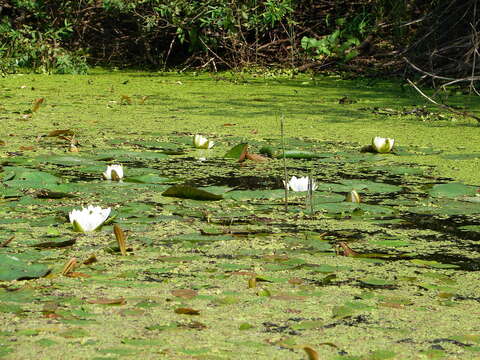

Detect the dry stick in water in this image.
[0,235,14,248]
[307,170,314,214]
[280,114,289,212]
[407,79,480,122]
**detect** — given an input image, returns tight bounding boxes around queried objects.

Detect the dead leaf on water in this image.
[139,96,148,105]
[121,95,132,105]
[229,271,257,277]
[337,241,359,257]
[83,254,98,265]
[288,277,304,285]
[87,297,126,305]
[65,271,91,278]
[245,153,268,162]
[270,293,306,301]
[174,307,200,315]
[47,129,75,137]
[171,289,198,299]
[181,320,207,330]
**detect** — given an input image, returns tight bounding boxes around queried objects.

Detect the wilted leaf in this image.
[171,289,198,299]
[245,153,268,162]
[174,307,200,315]
[270,293,306,301]
[47,129,75,137]
[33,239,76,249]
[87,297,126,305]
[34,189,76,199]
[288,277,304,285]
[337,242,359,257]
[121,95,132,105]
[65,271,91,278]
[83,254,97,265]
[32,98,44,112]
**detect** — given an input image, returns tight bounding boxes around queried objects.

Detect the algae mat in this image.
[0,70,480,359]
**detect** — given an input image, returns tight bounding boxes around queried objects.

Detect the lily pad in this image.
[429,183,478,199]
[162,185,223,200]
[0,254,50,281]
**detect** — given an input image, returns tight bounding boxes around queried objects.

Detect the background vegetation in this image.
[0,0,478,86]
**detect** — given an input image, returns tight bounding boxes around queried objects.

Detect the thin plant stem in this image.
[307,170,314,214]
[280,114,288,212]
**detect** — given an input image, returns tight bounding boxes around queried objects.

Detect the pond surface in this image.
[0,70,479,359]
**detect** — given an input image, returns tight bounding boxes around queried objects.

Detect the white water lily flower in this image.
[103,164,124,180]
[372,136,395,153]
[284,176,317,192]
[69,205,111,232]
[193,135,214,149]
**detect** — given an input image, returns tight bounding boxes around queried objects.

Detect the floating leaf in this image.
[245,153,268,162]
[162,185,223,201]
[0,254,50,281]
[174,307,200,315]
[87,297,126,305]
[359,278,396,287]
[278,150,324,159]
[224,143,248,160]
[47,129,74,137]
[171,289,198,299]
[429,183,478,199]
[33,239,76,249]
[120,94,132,104]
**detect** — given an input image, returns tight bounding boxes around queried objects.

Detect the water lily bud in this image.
[372,137,394,153]
[345,190,361,203]
[103,165,124,180]
[193,135,214,149]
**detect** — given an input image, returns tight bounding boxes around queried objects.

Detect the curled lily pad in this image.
[162,185,223,201]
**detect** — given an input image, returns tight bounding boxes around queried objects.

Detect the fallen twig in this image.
[407,79,480,122]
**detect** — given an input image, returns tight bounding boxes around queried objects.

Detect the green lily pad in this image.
[0,254,50,281]
[317,179,401,194]
[224,143,248,159]
[429,183,478,199]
